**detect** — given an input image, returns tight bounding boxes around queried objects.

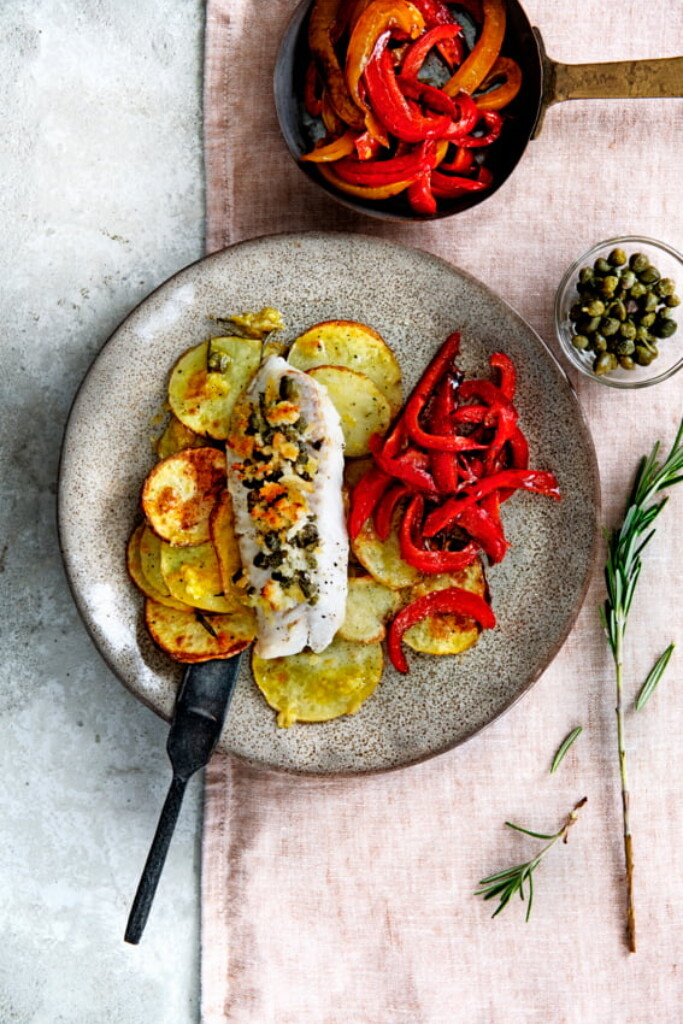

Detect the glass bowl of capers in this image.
[555,236,683,388]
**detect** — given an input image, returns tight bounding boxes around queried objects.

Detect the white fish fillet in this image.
[226,355,348,658]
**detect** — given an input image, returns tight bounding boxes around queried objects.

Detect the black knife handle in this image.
[124,774,188,945]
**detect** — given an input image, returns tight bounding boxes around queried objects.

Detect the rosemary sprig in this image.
[550,726,583,774]
[476,798,586,921]
[599,416,683,953]
[635,643,675,711]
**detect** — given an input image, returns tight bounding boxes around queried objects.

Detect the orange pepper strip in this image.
[317,162,415,199]
[475,56,522,110]
[443,0,506,97]
[309,0,365,129]
[301,130,357,162]
[345,0,425,114]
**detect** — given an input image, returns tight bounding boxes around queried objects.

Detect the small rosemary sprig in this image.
[476,798,586,921]
[599,416,683,954]
[550,726,583,774]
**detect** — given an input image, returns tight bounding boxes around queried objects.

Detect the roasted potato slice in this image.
[403,561,488,655]
[142,446,226,546]
[155,415,206,459]
[307,365,391,457]
[209,490,244,603]
[338,576,402,643]
[127,525,191,610]
[168,335,262,440]
[159,538,240,613]
[145,600,255,662]
[288,320,403,414]
[251,637,384,727]
[352,504,421,589]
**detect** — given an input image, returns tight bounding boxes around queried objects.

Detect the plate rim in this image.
[57,229,602,776]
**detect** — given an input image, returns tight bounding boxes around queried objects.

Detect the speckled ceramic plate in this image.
[59,232,600,775]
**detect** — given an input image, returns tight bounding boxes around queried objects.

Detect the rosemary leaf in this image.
[550,726,583,774]
[635,643,675,711]
[504,823,555,840]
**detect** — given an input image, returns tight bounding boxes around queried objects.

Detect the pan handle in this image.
[533,31,683,136]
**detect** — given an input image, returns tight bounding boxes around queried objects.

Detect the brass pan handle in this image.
[533,31,683,136]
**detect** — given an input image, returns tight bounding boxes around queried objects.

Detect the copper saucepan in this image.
[274,0,683,221]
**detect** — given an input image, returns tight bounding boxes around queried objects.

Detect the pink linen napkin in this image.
[201,3,683,1021]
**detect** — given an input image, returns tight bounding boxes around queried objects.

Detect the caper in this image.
[651,317,678,339]
[593,333,608,352]
[594,351,618,375]
[619,355,636,370]
[571,333,590,350]
[639,312,656,328]
[608,247,627,267]
[620,270,637,290]
[599,275,619,297]
[629,252,649,273]
[578,267,594,285]
[660,305,675,318]
[635,325,651,343]
[615,337,635,356]
[608,298,627,321]
[656,277,675,297]
[594,257,611,275]
[578,314,601,334]
[619,321,637,341]
[640,291,659,313]
[634,344,656,366]
[600,317,620,337]
[630,281,647,299]
[583,299,605,317]
[666,293,681,308]
[639,265,660,285]
[569,302,584,322]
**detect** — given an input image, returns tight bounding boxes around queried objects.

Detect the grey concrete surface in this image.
[1,1,206,1021]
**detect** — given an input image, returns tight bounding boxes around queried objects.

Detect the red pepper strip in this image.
[348,465,392,539]
[483,403,518,473]
[456,111,503,147]
[452,403,488,423]
[428,374,460,492]
[400,24,463,80]
[373,483,409,541]
[332,140,435,185]
[388,582,496,672]
[354,129,383,159]
[397,76,459,117]
[317,161,414,199]
[498,425,529,501]
[409,1,464,67]
[454,504,508,564]
[364,47,452,143]
[458,378,510,406]
[430,170,490,198]
[404,399,488,451]
[345,0,425,114]
[423,469,561,536]
[442,94,481,139]
[407,171,438,215]
[399,495,480,573]
[489,351,516,400]
[304,61,324,117]
[370,437,440,493]
[439,146,475,173]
